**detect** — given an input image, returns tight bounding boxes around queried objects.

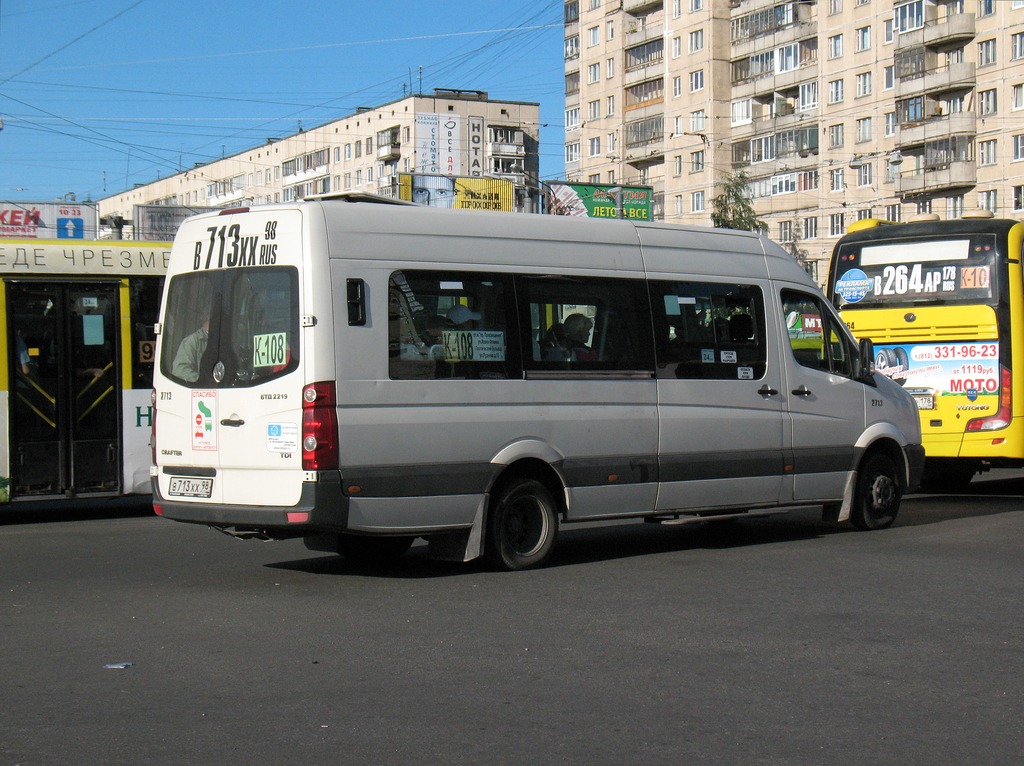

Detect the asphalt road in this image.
[2,477,1023,765]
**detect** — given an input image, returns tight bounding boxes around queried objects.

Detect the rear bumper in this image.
[152,472,348,537]
[905,443,926,493]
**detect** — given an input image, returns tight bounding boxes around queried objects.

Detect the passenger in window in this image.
[172,315,209,383]
[447,304,480,330]
[563,313,596,361]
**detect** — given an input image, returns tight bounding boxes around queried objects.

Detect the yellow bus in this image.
[0,239,169,503]
[827,212,1024,489]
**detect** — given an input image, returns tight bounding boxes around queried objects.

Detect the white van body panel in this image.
[151,198,924,561]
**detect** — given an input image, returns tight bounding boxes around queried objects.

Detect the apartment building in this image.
[564,0,1024,281]
[99,89,540,237]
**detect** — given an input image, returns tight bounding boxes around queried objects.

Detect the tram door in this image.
[6,282,121,497]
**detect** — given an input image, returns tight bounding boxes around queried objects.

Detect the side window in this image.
[650,280,767,380]
[781,289,855,377]
[516,274,654,373]
[388,270,517,380]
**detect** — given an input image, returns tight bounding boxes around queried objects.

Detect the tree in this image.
[710,169,766,233]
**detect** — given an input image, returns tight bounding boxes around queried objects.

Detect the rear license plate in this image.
[168,477,213,498]
[913,395,935,410]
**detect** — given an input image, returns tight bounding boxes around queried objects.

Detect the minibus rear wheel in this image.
[850,452,901,530]
[485,478,558,571]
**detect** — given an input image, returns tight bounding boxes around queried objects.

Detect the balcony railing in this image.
[896,160,976,196]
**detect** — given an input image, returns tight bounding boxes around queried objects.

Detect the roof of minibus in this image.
[304,198,806,282]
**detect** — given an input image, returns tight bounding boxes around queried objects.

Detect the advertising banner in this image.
[1,201,98,239]
[415,113,461,175]
[874,340,1000,415]
[398,174,514,211]
[134,204,217,241]
[546,183,653,220]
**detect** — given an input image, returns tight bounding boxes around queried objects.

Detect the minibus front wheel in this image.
[485,478,558,571]
[850,452,902,531]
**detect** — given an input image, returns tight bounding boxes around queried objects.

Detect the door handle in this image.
[792,385,812,397]
[220,418,245,427]
[758,384,779,397]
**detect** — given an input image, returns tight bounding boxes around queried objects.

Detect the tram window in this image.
[130,277,164,389]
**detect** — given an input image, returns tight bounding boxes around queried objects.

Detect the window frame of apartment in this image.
[798,81,818,110]
[1014,134,1024,161]
[830,167,845,191]
[828,34,843,59]
[690,70,705,92]
[979,190,998,213]
[588,63,600,83]
[691,190,706,212]
[978,39,997,68]
[856,117,872,143]
[689,29,704,53]
[856,72,873,98]
[979,89,998,116]
[588,99,601,121]
[857,162,873,187]
[979,139,998,166]
[691,110,706,131]
[1014,185,1024,212]
[1013,84,1024,111]
[691,149,705,172]
[803,216,818,240]
[829,123,845,148]
[855,26,871,52]
[1013,32,1024,62]
[830,212,846,236]
[894,0,924,33]
[828,79,845,103]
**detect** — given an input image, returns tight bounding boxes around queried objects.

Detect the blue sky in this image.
[0,0,566,203]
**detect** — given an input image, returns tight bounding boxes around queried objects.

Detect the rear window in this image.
[160,267,299,387]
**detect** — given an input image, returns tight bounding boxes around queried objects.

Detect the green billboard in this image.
[546,182,653,220]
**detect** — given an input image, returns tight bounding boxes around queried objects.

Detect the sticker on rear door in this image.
[192,390,218,451]
[267,423,299,453]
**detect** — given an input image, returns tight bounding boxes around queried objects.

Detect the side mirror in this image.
[858,338,875,382]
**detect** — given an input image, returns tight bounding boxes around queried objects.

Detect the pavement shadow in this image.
[0,494,155,525]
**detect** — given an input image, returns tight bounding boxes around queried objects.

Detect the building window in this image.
[884,19,895,44]
[1013,84,1024,111]
[1013,33,1024,61]
[856,117,872,142]
[979,139,998,165]
[978,39,997,67]
[607,57,615,78]
[885,204,901,222]
[689,29,704,53]
[979,190,998,213]
[690,0,702,11]
[589,137,602,157]
[607,20,615,40]
[855,26,871,51]
[588,100,601,120]
[948,195,965,219]
[675,195,684,216]
[779,220,794,243]
[884,65,895,90]
[1014,185,1024,212]
[979,89,998,116]
[608,132,617,152]
[829,123,845,148]
[830,213,846,236]
[856,72,872,97]
[828,34,843,59]
[894,0,924,32]
[607,95,615,116]
[799,81,818,109]
[830,168,845,191]
[566,107,580,131]
[673,76,683,97]
[672,36,682,58]
[691,150,705,171]
[884,112,897,136]
[691,110,706,131]
[803,216,818,240]
[857,208,873,221]
[829,79,845,103]
[731,98,752,125]
[566,142,580,163]
[979,0,995,17]
[857,162,873,187]
[587,26,600,46]
[691,191,706,212]
[829,0,843,14]
[690,70,705,92]
[588,63,600,83]
[1014,134,1024,161]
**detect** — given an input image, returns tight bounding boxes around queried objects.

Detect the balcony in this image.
[624,0,662,14]
[625,138,665,162]
[896,111,976,149]
[624,60,664,87]
[625,22,663,47]
[489,142,525,157]
[895,62,975,99]
[896,160,976,196]
[377,142,401,161]
[895,14,976,51]
[731,21,818,61]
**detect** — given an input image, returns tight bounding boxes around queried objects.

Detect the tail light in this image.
[967,365,1012,432]
[302,381,338,470]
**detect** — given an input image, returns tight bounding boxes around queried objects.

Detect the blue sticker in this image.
[267,424,282,437]
[835,268,872,304]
